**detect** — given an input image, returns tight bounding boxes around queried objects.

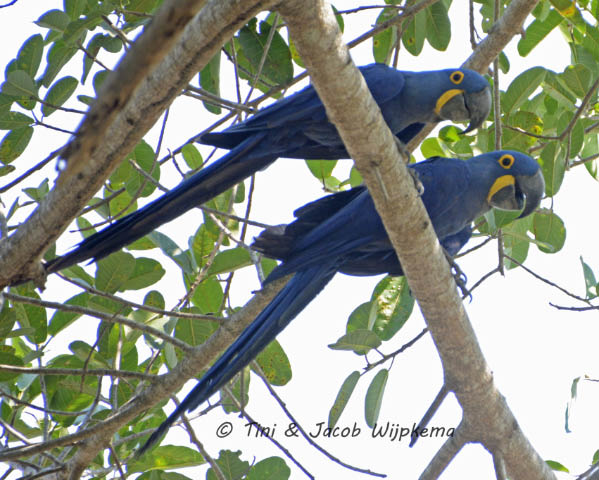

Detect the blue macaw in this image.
[45,65,490,273]
[138,150,544,453]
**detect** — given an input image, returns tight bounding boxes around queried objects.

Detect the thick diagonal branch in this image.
[278,1,554,479]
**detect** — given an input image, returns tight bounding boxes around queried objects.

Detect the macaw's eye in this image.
[498,154,515,169]
[450,71,464,84]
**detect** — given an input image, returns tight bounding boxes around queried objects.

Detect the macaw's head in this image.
[472,150,545,219]
[428,68,491,134]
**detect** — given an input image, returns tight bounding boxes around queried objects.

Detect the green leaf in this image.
[49,293,89,336]
[503,67,546,116]
[63,14,102,44]
[0,351,24,381]
[132,445,205,471]
[237,20,293,86]
[255,339,292,386]
[533,210,566,253]
[77,94,95,106]
[491,209,520,229]
[82,37,102,82]
[561,64,591,98]
[306,159,337,181]
[425,2,451,51]
[518,9,562,56]
[402,10,426,56]
[189,277,223,314]
[328,371,360,428]
[12,285,47,344]
[509,110,543,135]
[104,187,134,217]
[543,73,576,109]
[181,143,203,170]
[42,40,78,87]
[43,76,78,116]
[144,290,165,310]
[174,317,219,348]
[439,125,461,143]
[373,8,397,63]
[0,303,17,340]
[136,472,194,480]
[95,251,136,294]
[93,69,109,96]
[0,165,15,177]
[2,70,37,98]
[502,216,533,269]
[65,0,87,19]
[0,93,13,113]
[206,450,249,480]
[15,34,44,78]
[420,137,447,158]
[348,166,363,188]
[498,51,510,74]
[123,0,161,21]
[246,457,290,480]
[199,51,221,114]
[539,141,565,196]
[120,257,165,290]
[36,10,71,32]
[545,460,569,473]
[220,367,250,413]
[0,127,33,164]
[364,369,388,428]
[261,256,277,278]
[23,178,49,202]
[328,329,382,355]
[147,231,194,274]
[580,257,598,298]
[569,120,585,159]
[126,140,159,198]
[207,247,252,276]
[191,224,216,270]
[372,276,414,340]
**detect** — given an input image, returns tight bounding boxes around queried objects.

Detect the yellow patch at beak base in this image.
[487,175,515,203]
[434,89,464,115]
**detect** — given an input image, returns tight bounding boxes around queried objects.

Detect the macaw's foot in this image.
[408,168,425,196]
[444,249,470,300]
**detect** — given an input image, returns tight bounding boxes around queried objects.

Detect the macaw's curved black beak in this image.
[437,85,491,134]
[488,168,545,219]
[461,86,492,134]
[516,168,545,218]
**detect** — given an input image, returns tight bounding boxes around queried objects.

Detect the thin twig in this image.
[57,272,223,321]
[222,385,314,479]
[363,327,429,373]
[0,148,62,193]
[3,292,194,353]
[252,362,387,478]
[184,86,256,113]
[504,254,589,302]
[0,364,155,380]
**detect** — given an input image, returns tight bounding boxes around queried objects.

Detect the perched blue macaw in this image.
[45,65,490,273]
[138,150,545,453]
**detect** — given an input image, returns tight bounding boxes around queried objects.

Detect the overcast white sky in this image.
[1,1,599,479]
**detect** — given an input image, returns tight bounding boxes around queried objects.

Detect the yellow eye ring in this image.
[498,154,515,169]
[450,71,464,84]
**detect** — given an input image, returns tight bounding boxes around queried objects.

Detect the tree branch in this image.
[278,1,555,478]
